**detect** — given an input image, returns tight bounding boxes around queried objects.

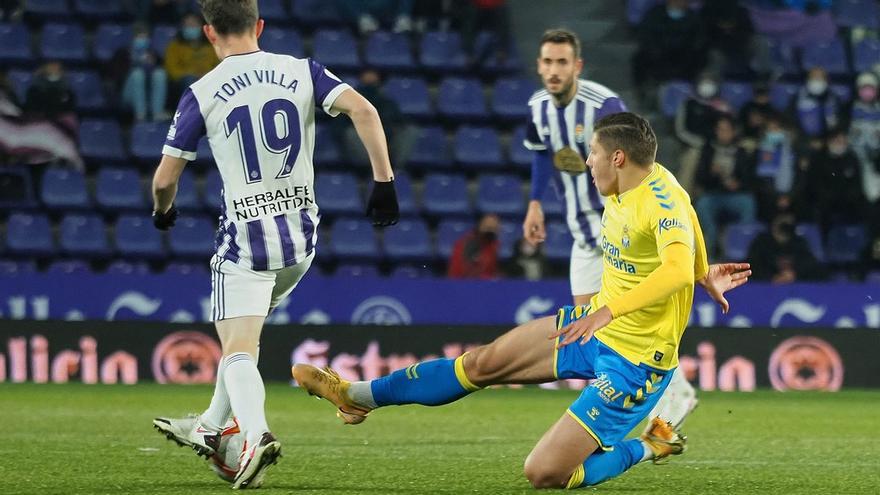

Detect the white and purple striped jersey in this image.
[524,79,626,248]
[163,50,351,271]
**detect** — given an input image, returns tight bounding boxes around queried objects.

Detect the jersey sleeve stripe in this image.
[162,144,197,161]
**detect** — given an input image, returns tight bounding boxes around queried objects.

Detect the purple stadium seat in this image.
[476,174,525,216]
[392,173,418,215]
[259,27,304,58]
[330,218,381,261]
[419,31,467,72]
[6,212,54,256]
[313,29,360,71]
[6,69,31,102]
[40,167,90,210]
[492,77,536,120]
[454,125,503,169]
[423,173,472,217]
[436,219,471,259]
[835,0,880,29]
[407,126,452,170]
[79,119,127,162]
[0,167,36,209]
[802,39,849,75]
[497,220,518,260]
[258,0,290,22]
[437,77,486,122]
[627,0,661,25]
[365,31,415,71]
[314,124,342,166]
[47,260,91,275]
[95,168,145,210]
[830,83,852,103]
[543,221,572,262]
[795,223,825,262]
[0,23,31,64]
[115,214,165,259]
[315,172,361,216]
[540,190,565,219]
[827,225,867,264]
[291,0,342,26]
[151,25,177,55]
[382,77,432,120]
[168,215,215,258]
[130,121,170,162]
[174,168,200,212]
[659,81,693,118]
[724,222,766,261]
[754,38,800,76]
[769,82,799,112]
[41,23,87,63]
[383,219,433,262]
[719,81,754,112]
[853,39,880,73]
[203,168,223,212]
[73,0,124,19]
[510,126,531,170]
[59,213,110,257]
[68,70,107,112]
[24,0,70,19]
[93,24,133,62]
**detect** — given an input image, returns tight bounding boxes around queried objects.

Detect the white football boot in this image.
[152,414,221,458]
[232,432,281,490]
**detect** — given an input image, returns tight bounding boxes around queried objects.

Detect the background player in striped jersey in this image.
[522,29,697,433]
[150,0,399,489]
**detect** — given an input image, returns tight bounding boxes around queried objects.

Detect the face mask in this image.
[697,82,717,99]
[44,73,62,82]
[806,79,827,96]
[764,130,785,147]
[667,7,686,19]
[859,86,877,102]
[133,37,150,51]
[182,26,201,41]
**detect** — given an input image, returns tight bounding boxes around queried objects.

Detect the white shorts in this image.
[210,252,314,321]
[570,241,603,297]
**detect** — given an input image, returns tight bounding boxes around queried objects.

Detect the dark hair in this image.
[593,112,657,166]
[198,0,258,36]
[540,29,580,59]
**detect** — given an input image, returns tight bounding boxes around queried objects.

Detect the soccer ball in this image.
[209,419,244,482]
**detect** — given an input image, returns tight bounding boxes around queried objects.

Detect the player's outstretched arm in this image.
[331,89,399,226]
[151,155,187,230]
[698,263,751,314]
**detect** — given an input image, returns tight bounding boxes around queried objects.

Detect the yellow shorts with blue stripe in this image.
[554,305,673,450]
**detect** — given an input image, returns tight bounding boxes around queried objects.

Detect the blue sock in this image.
[567,439,644,488]
[370,356,480,407]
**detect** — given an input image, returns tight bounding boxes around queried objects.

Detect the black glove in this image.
[152,205,179,231]
[366,179,399,227]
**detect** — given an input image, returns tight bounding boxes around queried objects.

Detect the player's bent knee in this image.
[523,454,570,489]
[463,345,506,386]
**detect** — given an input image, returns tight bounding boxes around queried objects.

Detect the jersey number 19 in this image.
[225,98,301,184]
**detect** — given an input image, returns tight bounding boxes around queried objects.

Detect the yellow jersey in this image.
[591,163,707,370]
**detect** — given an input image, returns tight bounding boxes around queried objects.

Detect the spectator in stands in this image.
[448,213,501,279]
[753,111,797,218]
[739,82,773,145]
[674,72,732,191]
[164,13,218,101]
[632,0,707,106]
[747,211,825,283]
[694,116,757,258]
[794,128,866,233]
[114,24,169,122]
[456,0,511,67]
[24,62,76,131]
[504,238,549,281]
[848,71,880,204]
[412,0,454,32]
[863,206,880,274]
[335,0,414,34]
[701,0,754,78]
[794,66,843,139]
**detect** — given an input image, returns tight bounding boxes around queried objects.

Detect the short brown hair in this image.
[540,29,580,59]
[593,112,657,166]
[198,0,258,36]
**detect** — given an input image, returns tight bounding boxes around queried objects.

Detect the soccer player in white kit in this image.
[150,1,399,489]
[521,29,696,431]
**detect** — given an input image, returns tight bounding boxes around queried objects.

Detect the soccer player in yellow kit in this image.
[293,112,751,489]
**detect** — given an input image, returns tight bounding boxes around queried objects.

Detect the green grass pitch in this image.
[2,384,877,494]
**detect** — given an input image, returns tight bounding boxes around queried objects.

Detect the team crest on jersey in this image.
[621,225,630,249]
[574,123,585,143]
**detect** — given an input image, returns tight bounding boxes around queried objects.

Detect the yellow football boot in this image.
[640,417,687,464]
[291,364,372,425]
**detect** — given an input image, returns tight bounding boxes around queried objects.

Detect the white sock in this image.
[200,359,231,432]
[347,381,377,409]
[223,352,269,446]
[639,441,654,462]
[651,369,697,428]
